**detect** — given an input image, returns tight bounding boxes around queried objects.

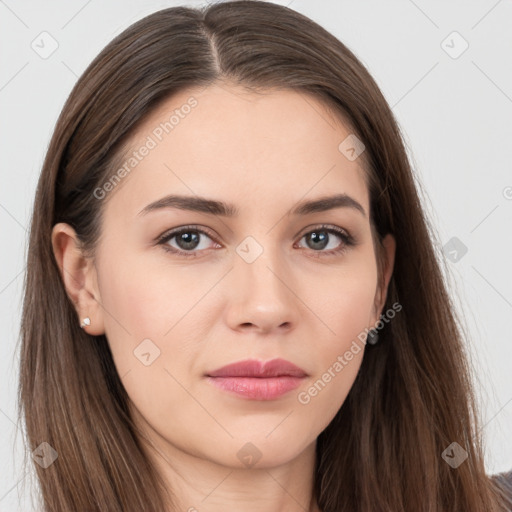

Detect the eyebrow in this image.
[137,193,366,218]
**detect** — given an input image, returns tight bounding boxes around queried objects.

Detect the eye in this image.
[156,225,220,258]
[156,224,355,258]
[295,224,355,257]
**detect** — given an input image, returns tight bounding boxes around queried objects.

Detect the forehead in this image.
[103,83,370,221]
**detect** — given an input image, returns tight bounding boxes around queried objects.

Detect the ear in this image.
[51,223,105,335]
[371,233,396,324]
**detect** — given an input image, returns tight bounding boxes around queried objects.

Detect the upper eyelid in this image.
[158,225,218,242]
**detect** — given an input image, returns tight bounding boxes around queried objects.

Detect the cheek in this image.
[299,259,377,419]
[98,244,201,331]
[95,246,219,404]
[316,256,378,345]
[95,251,204,431]
[95,249,181,370]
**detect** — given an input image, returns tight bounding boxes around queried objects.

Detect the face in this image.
[54,83,394,470]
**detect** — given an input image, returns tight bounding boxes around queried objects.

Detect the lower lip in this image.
[206,376,305,400]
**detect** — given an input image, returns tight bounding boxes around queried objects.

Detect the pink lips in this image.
[206,358,308,400]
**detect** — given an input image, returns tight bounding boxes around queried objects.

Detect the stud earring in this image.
[80,317,91,329]
[367,328,379,345]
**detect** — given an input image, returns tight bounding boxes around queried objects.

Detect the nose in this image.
[224,243,301,335]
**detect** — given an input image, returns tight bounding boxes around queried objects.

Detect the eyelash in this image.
[156,224,356,259]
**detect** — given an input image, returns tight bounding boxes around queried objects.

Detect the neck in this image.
[136,418,321,512]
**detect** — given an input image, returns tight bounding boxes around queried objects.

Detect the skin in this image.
[52,83,395,512]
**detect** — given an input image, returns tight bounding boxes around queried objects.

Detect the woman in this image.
[18,1,512,510]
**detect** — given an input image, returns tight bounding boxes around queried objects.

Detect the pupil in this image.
[309,231,328,250]
[178,232,199,250]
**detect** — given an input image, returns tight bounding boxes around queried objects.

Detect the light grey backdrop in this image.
[1,0,511,509]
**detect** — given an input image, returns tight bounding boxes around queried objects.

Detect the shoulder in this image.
[491,470,512,510]
[492,469,512,487]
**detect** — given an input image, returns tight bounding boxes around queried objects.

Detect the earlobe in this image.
[51,223,105,335]
[373,233,396,320]
[381,233,396,298]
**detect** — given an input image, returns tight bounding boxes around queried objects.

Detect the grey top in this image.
[492,470,512,510]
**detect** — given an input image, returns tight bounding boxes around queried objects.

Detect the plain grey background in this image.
[1,0,511,509]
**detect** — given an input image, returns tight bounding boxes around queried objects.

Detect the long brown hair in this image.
[18,1,511,510]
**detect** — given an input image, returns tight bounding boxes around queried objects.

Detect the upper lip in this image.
[207,358,308,378]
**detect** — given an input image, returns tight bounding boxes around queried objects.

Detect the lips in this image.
[206,358,308,400]
[206,358,308,378]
